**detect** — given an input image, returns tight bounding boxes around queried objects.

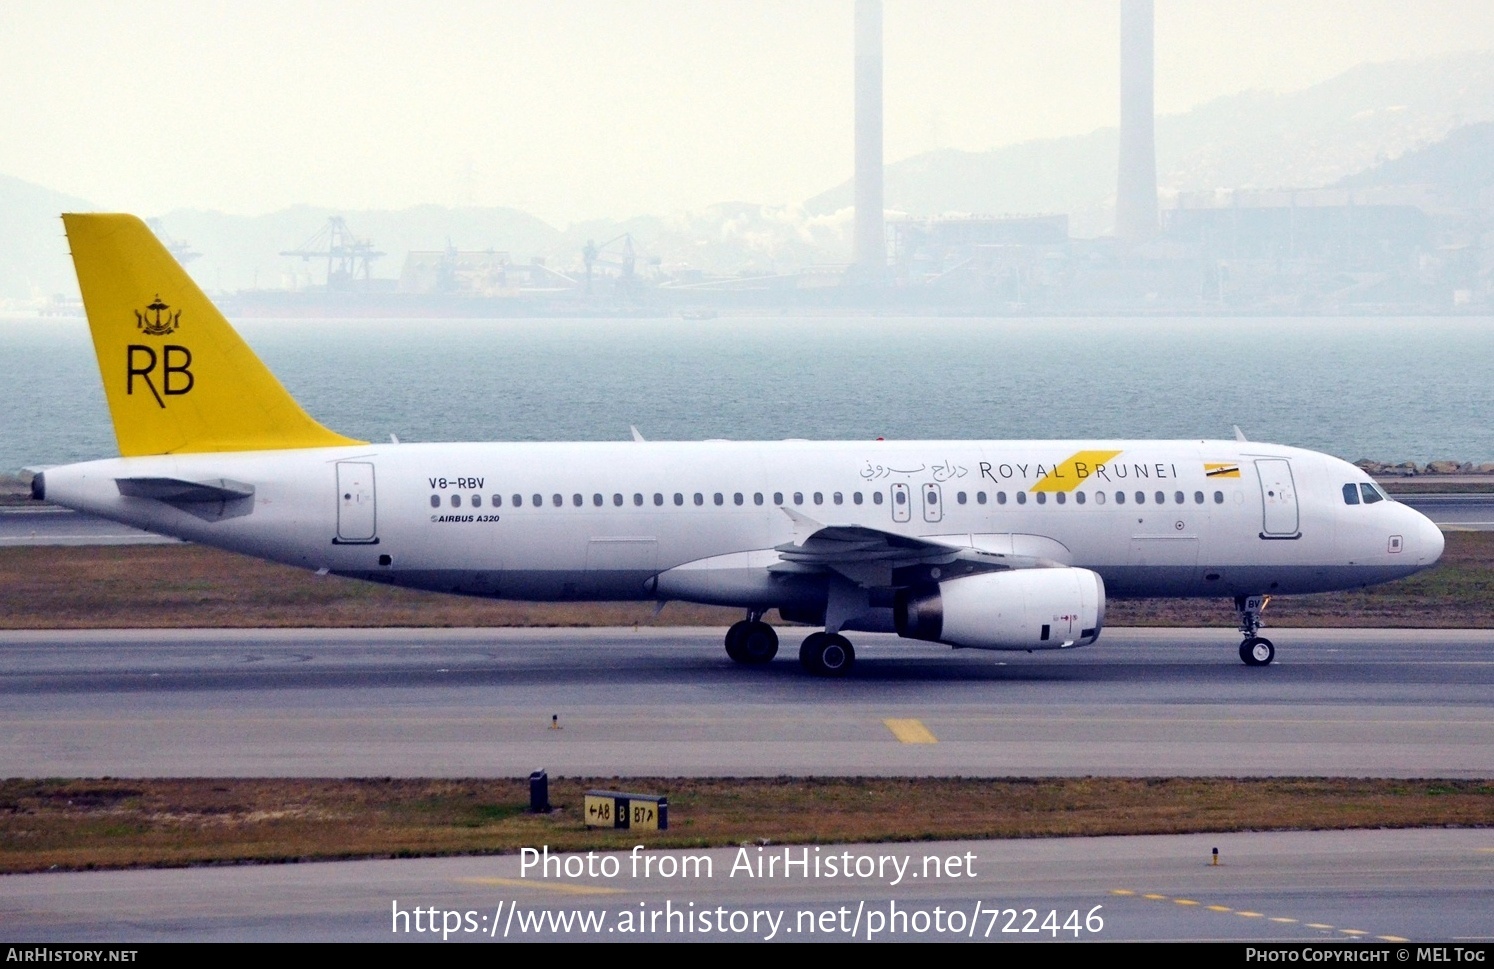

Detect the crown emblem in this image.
[134,295,181,336]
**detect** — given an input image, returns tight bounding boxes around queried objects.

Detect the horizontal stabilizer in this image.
[115,477,255,503]
[114,476,256,522]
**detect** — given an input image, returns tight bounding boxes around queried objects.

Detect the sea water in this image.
[1,314,1489,472]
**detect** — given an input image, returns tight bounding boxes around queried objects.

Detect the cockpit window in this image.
[1343,483,1360,505]
[1360,482,1385,504]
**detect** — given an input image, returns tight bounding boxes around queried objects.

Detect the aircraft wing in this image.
[771,507,1058,587]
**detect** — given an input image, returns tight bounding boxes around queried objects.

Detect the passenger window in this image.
[774,492,784,505]
[493,495,503,507]
[572,494,583,507]
[1194,491,1204,504]
[754,493,764,505]
[997,492,1007,504]
[1115,491,1125,504]
[1136,492,1146,504]
[1154,491,1164,504]
[833,492,843,505]
[592,494,603,507]
[553,494,563,507]
[472,494,482,508]
[853,492,863,505]
[693,493,703,506]
[1213,491,1224,504]
[872,492,883,505]
[957,491,967,505]
[1095,491,1106,505]
[513,494,523,507]
[894,491,906,505]
[1075,491,1086,505]
[1036,493,1047,505]
[532,494,542,507]
[613,494,623,507]
[1174,491,1184,504]
[654,493,664,506]
[430,495,440,508]
[794,492,804,505]
[1017,492,1027,505]
[451,494,461,508]
[1360,483,1383,504]
[813,492,823,505]
[977,491,987,504]
[633,493,643,506]
[674,493,685,506]
[1056,493,1066,505]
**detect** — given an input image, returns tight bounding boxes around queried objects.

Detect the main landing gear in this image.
[798,632,855,677]
[1235,594,1275,667]
[724,613,778,665]
[722,612,857,676]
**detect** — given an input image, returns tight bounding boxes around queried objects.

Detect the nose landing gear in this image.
[1240,636,1275,666]
[1235,595,1275,666]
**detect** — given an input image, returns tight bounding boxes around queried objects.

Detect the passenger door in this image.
[1255,458,1300,538]
[335,461,378,543]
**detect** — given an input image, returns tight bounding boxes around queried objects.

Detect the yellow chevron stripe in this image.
[1030,449,1124,493]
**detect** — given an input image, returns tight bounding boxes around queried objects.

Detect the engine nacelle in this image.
[894,567,1105,650]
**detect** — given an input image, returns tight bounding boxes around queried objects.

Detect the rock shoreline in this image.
[1355,460,1494,476]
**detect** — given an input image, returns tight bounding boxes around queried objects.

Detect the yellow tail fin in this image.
[63,213,364,456]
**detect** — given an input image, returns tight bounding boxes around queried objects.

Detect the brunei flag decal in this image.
[1204,462,1241,478]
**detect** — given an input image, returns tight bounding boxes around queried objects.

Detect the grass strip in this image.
[2,530,1492,629]
[1,777,1489,875]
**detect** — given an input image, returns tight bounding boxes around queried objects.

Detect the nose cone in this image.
[1417,511,1445,567]
[1397,501,1445,569]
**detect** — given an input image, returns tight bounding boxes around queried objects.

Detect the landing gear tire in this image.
[725,620,778,664]
[724,620,749,662]
[1240,636,1275,667]
[800,632,855,677]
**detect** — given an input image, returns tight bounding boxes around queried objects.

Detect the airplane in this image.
[30,214,1445,675]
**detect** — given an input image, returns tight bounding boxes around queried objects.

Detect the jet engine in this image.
[894,567,1105,650]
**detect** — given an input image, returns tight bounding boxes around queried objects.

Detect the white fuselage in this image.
[40,438,1443,621]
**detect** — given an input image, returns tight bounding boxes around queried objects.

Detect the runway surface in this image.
[2,626,1491,778]
[0,506,177,546]
[2,830,1489,941]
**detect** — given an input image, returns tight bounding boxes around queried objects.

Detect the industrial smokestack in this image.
[1115,0,1158,242]
[854,0,885,277]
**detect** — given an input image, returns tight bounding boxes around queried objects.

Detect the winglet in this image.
[630,425,646,442]
[1233,425,1248,442]
[62,213,364,456]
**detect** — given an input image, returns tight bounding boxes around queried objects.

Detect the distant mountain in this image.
[0,175,95,301]
[1337,120,1494,203]
[6,49,1494,297]
[805,50,1494,235]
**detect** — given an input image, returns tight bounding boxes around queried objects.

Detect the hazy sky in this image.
[4,1,1491,225]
